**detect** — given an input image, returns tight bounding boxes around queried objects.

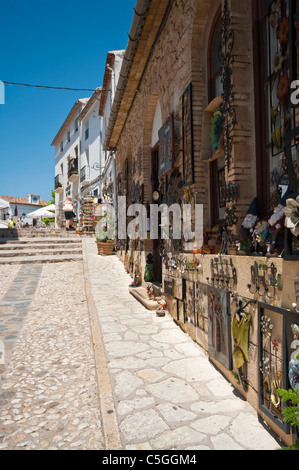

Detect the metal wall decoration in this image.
[220,0,236,173]
[218,168,226,208]
[177,300,185,324]
[206,256,237,292]
[195,283,209,331]
[219,181,240,205]
[174,277,183,300]
[258,303,291,433]
[183,279,196,325]
[130,180,144,204]
[263,1,296,214]
[182,83,194,186]
[207,286,232,370]
[166,167,184,205]
[164,278,174,297]
[285,310,299,393]
[231,297,256,390]
[283,127,299,259]
[247,261,283,298]
[158,114,174,178]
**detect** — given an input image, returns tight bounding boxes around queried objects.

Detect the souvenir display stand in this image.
[82,197,94,233]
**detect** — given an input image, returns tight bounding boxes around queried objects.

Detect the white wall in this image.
[54,114,81,197]
[101,51,125,201]
[54,105,85,227]
[80,98,101,193]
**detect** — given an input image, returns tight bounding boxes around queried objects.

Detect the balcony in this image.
[68,158,79,183]
[80,165,90,186]
[54,174,63,193]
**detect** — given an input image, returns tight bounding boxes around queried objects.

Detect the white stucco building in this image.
[0,194,49,226]
[98,50,125,211]
[51,92,104,227]
[77,89,102,199]
[51,50,124,229]
[51,98,88,227]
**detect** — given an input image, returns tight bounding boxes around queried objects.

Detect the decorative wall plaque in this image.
[183,279,195,325]
[195,283,208,331]
[174,277,183,300]
[182,83,194,186]
[158,114,174,178]
[177,300,185,324]
[258,303,292,433]
[207,286,232,370]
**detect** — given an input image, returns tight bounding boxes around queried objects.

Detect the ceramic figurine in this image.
[144,254,154,282]
[156,299,167,317]
[238,198,259,254]
[289,324,299,392]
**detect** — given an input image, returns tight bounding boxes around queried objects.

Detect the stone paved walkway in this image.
[82,238,282,451]
[0,237,283,450]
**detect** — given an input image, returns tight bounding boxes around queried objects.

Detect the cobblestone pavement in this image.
[0,261,105,450]
[0,238,283,451]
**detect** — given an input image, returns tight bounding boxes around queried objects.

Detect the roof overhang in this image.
[104,0,171,150]
[78,87,103,121]
[51,98,89,147]
[98,53,115,117]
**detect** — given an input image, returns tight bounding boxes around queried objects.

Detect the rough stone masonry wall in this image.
[229,0,257,230]
[116,0,257,226]
[116,0,199,202]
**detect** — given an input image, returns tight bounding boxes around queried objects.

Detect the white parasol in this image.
[27,208,56,218]
[43,204,55,212]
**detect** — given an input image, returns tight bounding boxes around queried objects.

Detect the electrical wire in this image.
[2,81,107,92]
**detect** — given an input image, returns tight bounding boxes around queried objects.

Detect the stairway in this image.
[0,237,83,264]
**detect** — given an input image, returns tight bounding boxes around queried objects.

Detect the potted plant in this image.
[95,202,115,255]
[96,235,115,255]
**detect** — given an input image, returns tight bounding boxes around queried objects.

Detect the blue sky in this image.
[0,0,136,202]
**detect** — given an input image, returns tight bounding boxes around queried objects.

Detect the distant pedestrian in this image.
[62,197,76,231]
[9,218,15,228]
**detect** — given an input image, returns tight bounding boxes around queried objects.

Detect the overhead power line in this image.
[2,81,107,92]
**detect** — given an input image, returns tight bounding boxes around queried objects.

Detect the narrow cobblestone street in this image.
[0,237,283,450]
[0,256,104,450]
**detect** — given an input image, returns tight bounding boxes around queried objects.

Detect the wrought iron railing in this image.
[54,174,62,189]
[67,158,78,178]
[80,165,90,183]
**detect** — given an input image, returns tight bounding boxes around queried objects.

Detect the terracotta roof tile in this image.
[0,196,49,206]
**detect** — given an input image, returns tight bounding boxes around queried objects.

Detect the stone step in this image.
[0,238,83,245]
[129,286,159,311]
[0,247,82,257]
[0,227,93,239]
[0,253,83,265]
[0,242,82,251]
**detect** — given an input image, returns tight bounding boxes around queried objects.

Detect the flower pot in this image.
[96,241,114,255]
